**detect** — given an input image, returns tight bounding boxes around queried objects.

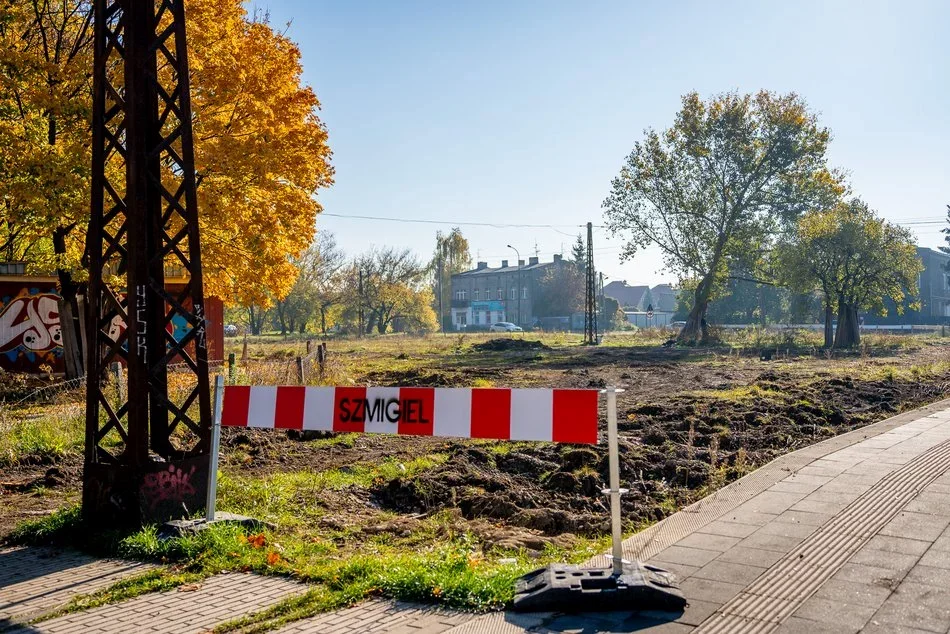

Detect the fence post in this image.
[604,386,628,575]
[227,353,236,385]
[206,375,224,522]
[241,333,248,362]
[295,356,304,385]
[306,339,312,355]
[317,343,326,379]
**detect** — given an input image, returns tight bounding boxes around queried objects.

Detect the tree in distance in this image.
[603,90,843,345]
[776,198,922,348]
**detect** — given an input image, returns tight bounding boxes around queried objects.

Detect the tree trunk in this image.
[320,307,327,335]
[677,276,714,345]
[52,227,83,379]
[823,301,834,349]
[834,300,861,348]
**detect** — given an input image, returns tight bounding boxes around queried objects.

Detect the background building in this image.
[450,255,565,329]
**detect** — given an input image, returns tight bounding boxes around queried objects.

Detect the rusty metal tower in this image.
[84,0,211,525]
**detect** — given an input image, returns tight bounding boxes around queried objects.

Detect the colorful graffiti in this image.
[0,290,63,369]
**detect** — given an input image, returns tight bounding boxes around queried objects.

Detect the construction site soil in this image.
[3,340,950,548]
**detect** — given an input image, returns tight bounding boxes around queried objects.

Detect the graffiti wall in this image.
[0,277,223,375]
[0,283,64,373]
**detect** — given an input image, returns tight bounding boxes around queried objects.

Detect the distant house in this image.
[916,247,950,321]
[603,281,648,309]
[449,255,566,329]
[650,284,680,312]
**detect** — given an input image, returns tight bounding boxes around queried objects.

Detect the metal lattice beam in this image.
[84,0,211,526]
[584,222,598,345]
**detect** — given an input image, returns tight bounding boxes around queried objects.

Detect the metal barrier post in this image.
[604,387,627,575]
[206,375,224,522]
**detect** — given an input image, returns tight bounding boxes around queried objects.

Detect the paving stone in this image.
[903,564,950,587]
[756,520,818,539]
[739,491,809,515]
[643,560,699,581]
[0,547,155,623]
[863,535,932,556]
[879,511,950,542]
[690,559,767,586]
[651,545,721,568]
[902,491,950,516]
[847,549,920,575]
[774,615,858,633]
[677,577,744,604]
[675,532,742,553]
[694,521,759,539]
[715,545,785,568]
[768,480,824,495]
[789,498,850,515]
[793,596,876,630]
[872,593,950,632]
[738,530,805,553]
[832,563,903,589]
[774,509,834,527]
[720,508,780,527]
[812,578,893,608]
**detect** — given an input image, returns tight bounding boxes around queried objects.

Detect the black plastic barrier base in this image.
[513,562,687,613]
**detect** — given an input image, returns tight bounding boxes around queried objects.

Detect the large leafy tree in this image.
[941,204,950,266]
[603,91,842,344]
[534,264,585,318]
[0,0,332,372]
[348,247,435,335]
[777,199,922,348]
[273,232,346,335]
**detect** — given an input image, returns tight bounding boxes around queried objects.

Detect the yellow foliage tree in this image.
[0,0,332,304]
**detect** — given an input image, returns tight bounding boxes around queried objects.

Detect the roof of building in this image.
[453,258,561,277]
[604,281,648,308]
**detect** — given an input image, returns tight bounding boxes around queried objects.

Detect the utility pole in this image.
[437,253,445,335]
[507,245,521,327]
[358,268,364,338]
[584,222,598,345]
[84,0,211,526]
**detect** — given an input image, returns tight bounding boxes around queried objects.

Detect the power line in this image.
[321,212,602,230]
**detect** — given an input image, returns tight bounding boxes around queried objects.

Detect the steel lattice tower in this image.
[84,0,211,525]
[584,222,598,345]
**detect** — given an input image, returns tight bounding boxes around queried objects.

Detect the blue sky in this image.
[252,0,949,286]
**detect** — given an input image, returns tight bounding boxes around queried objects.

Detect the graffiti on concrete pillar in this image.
[0,290,63,371]
[140,464,197,511]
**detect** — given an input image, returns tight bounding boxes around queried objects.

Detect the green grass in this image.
[0,403,85,465]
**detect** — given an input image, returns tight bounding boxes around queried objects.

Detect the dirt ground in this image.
[3,336,950,548]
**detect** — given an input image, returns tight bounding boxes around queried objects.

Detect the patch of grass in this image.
[0,403,85,465]
[690,384,784,403]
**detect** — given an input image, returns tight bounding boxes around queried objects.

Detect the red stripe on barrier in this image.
[470,388,511,440]
[552,389,599,444]
[221,386,250,427]
[334,386,366,433]
[398,387,434,437]
[274,386,306,429]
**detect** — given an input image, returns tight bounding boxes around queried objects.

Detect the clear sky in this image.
[251,0,949,286]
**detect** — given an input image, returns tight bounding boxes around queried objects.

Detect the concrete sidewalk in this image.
[4,397,950,633]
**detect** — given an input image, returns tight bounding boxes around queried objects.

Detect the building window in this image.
[473,289,479,300]
[510,287,516,300]
[457,313,467,325]
[497,287,503,300]
[455,289,467,301]
[522,287,528,299]
[474,311,480,325]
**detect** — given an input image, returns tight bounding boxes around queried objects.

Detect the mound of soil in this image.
[370,369,950,536]
[471,339,550,353]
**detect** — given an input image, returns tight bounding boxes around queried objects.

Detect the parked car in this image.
[670,321,687,329]
[224,324,238,337]
[489,322,523,333]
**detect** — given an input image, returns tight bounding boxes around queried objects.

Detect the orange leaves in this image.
[266,551,281,566]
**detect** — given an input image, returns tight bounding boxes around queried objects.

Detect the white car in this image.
[490,322,523,333]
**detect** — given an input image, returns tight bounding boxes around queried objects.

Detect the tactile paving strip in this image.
[586,399,950,567]
[695,423,950,633]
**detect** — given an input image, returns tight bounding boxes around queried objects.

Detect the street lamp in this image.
[507,244,521,327]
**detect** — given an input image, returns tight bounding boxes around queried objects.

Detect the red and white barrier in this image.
[221,386,599,445]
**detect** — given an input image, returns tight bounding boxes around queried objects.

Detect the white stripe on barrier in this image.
[433,388,472,439]
[302,386,334,431]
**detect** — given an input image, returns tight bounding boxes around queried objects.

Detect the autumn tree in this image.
[0,0,332,371]
[348,247,435,334]
[941,204,950,267]
[777,199,922,348]
[430,228,471,329]
[534,264,585,318]
[273,232,346,335]
[603,91,842,345]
